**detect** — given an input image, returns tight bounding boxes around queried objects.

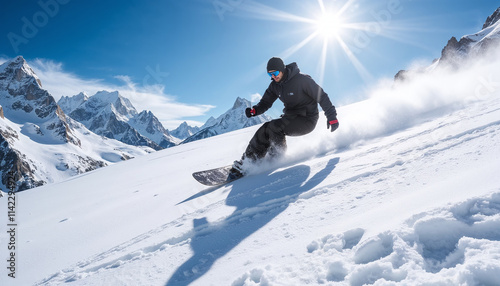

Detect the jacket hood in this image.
[286,62,300,79]
[273,62,299,84]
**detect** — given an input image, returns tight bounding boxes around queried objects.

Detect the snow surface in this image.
[1,51,500,285]
[464,12,500,42]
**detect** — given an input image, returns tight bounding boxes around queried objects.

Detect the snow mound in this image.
[295,193,500,286]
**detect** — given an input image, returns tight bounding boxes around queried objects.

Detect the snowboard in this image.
[192,165,244,186]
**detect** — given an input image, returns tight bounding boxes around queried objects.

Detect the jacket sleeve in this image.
[304,76,337,121]
[253,84,278,116]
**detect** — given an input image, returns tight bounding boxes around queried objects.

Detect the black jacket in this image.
[253,62,337,121]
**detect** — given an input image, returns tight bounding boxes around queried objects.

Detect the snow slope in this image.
[1,53,500,286]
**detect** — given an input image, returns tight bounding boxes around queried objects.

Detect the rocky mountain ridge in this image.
[0,56,150,191]
[58,91,179,150]
[395,6,500,81]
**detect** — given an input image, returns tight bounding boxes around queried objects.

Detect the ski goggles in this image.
[267,70,280,77]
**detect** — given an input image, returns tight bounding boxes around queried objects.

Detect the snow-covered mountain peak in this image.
[483,7,500,29]
[93,90,120,103]
[74,91,89,101]
[79,90,138,122]
[177,121,189,129]
[136,110,154,120]
[128,109,179,148]
[0,57,72,126]
[232,96,250,109]
[0,56,42,91]
[395,7,500,80]
[58,92,89,114]
[93,90,137,116]
[130,110,161,133]
[170,121,200,140]
[0,56,36,78]
[463,8,500,43]
[58,90,177,150]
[202,116,217,129]
[0,57,151,191]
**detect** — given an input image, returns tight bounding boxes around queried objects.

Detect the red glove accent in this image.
[327,119,339,132]
[245,107,256,118]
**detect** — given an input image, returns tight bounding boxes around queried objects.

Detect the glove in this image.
[327,118,339,132]
[245,107,256,118]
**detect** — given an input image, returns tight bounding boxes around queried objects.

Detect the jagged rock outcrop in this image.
[129,110,179,148]
[483,7,500,29]
[438,7,500,68]
[395,7,500,81]
[0,56,80,146]
[59,91,178,150]
[0,57,149,191]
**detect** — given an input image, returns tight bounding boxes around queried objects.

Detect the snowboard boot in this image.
[228,160,245,180]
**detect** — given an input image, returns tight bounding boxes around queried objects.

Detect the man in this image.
[230,57,339,177]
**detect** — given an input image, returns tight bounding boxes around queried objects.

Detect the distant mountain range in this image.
[0,56,150,191]
[0,58,272,191]
[58,91,178,150]
[58,92,271,147]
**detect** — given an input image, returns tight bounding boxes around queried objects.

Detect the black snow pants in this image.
[244,113,319,161]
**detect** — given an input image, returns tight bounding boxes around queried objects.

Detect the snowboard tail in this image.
[192,165,244,186]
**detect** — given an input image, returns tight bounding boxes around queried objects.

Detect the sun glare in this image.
[315,12,344,39]
[239,0,376,86]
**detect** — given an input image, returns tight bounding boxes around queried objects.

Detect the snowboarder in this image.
[230,57,339,178]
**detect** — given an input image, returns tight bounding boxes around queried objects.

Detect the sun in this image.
[314,12,344,40]
[237,0,376,85]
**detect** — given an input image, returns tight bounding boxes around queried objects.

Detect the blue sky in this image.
[1,0,499,129]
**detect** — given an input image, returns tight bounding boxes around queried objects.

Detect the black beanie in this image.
[267,57,285,72]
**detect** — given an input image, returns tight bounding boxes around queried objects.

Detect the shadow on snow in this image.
[166,157,340,285]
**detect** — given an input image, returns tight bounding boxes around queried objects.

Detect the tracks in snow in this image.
[37,100,500,285]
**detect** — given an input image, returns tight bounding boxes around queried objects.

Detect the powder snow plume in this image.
[285,48,500,163]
